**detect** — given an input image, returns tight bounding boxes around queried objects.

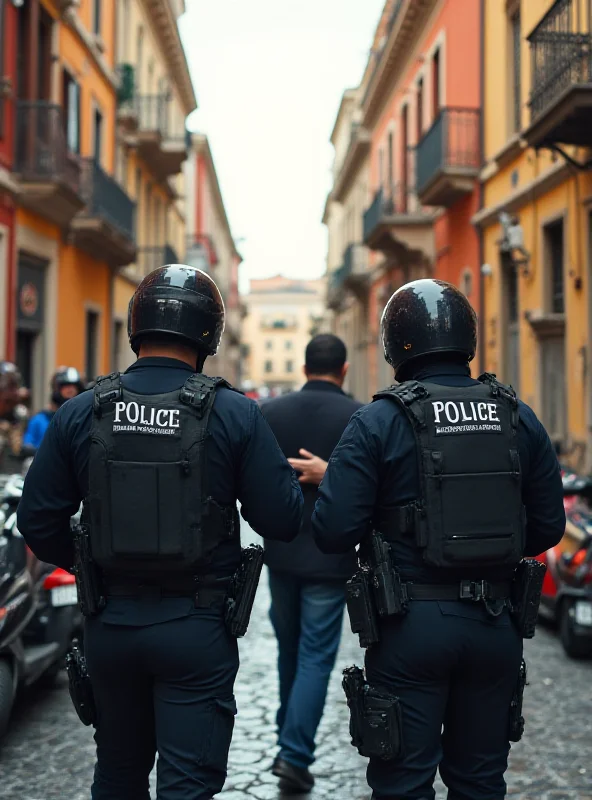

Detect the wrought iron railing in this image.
[14,101,81,192]
[137,244,179,275]
[79,158,136,241]
[342,243,367,277]
[528,0,592,119]
[416,108,480,194]
[134,94,187,142]
[363,182,415,241]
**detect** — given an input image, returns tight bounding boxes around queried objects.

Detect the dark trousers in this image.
[365,601,523,800]
[84,608,239,800]
[268,570,346,769]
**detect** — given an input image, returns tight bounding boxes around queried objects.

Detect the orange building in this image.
[10,0,136,409]
[325,0,483,397]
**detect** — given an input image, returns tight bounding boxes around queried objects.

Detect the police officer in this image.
[23,367,85,451]
[0,361,28,474]
[311,279,565,800]
[17,265,303,800]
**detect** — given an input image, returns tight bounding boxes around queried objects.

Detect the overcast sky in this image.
[179,0,384,290]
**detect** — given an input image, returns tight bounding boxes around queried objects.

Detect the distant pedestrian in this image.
[260,334,363,793]
[23,367,85,452]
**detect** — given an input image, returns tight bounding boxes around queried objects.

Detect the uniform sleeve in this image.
[17,410,81,570]
[312,413,380,553]
[237,402,303,542]
[522,414,566,557]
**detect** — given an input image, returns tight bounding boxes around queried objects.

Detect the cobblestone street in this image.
[0,527,591,799]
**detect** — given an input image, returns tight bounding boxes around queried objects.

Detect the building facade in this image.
[242,276,325,393]
[324,0,482,397]
[476,0,591,469]
[113,0,196,371]
[184,133,243,386]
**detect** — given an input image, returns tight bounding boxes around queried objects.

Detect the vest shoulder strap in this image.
[179,374,240,419]
[93,373,123,417]
[478,372,518,406]
[372,381,430,428]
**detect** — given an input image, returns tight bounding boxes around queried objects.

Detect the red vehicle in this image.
[537,466,592,659]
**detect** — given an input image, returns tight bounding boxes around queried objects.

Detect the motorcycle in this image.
[537,465,592,659]
[0,471,82,739]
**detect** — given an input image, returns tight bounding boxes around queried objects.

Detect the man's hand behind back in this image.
[288,449,328,486]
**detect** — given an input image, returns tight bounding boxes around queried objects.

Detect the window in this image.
[265,340,273,350]
[460,269,472,298]
[540,336,566,446]
[545,220,564,313]
[285,340,292,350]
[93,107,103,164]
[286,360,293,373]
[85,310,100,382]
[93,0,102,36]
[432,49,440,118]
[62,71,81,154]
[510,11,521,134]
[401,105,409,212]
[417,78,424,141]
[264,360,273,374]
[378,148,384,188]
[136,27,144,92]
[387,131,394,189]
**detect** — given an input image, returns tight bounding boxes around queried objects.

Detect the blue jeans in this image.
[268,570,346,769]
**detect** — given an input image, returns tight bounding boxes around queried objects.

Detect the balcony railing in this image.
[528,0,592,129]
[14,102,81,191]
[134,94,186,141]
[79,158,136,242]
[363,182,414,243]
[342,242,368,279]
[137,244,179,276]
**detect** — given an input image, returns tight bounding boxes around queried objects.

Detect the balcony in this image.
[333,124,372,203]
[13,102,84,227]
[525,0,592,149]
[136,244,179,277]
[416,108,480,207]
[363,182,435,264]
[70,159,137,267]
[130,95,189,178]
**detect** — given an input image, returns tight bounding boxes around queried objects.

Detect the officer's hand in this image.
[288,449,328,486]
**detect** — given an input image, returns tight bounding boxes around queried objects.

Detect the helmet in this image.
[51,367,85,406]
[0,362,22,392]
[128,264,225,356]
[381,278,477,374]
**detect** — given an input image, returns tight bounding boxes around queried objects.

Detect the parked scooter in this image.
[0,471,82,739]
[537,466,592,659]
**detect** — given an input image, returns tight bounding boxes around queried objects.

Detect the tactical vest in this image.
[86,372,240,576]
[373,373,526,569]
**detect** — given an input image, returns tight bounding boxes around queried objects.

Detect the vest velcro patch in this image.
[112,401,182,436]
[432,400,502,436]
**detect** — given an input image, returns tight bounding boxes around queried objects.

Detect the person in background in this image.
[260,334,363,793]
[0,362,29,474]
[23,367,85,451]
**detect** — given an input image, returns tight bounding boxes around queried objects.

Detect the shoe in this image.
[272,756,315,793]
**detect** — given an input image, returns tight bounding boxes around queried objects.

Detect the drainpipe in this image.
[478,0,486,375]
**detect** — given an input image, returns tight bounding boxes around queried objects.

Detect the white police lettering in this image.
[113,401,181,436]
[431,400,502,435]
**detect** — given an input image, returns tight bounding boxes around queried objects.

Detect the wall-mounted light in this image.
[498,212,530,274]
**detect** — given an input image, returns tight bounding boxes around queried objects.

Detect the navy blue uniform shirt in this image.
[17,358,303,623]
[312,363,565,582]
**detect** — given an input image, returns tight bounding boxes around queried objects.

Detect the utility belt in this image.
[346,531,546,648]
[72,524,263,638]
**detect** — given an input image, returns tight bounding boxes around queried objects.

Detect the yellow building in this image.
[242,276,325,393]
[476,0,592,469]
[113,0,196,370]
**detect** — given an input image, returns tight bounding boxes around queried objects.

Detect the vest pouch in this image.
[108,460,192,561]
[426,471,524,568]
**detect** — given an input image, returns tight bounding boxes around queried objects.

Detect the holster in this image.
[510,559,547,638]
[224,544,264,638]
[364,532,409,617]
[72,525,105,617]
[509,658,527,742]
[65,644,97,727]
[342,666,403,761]
[346,569,380,648]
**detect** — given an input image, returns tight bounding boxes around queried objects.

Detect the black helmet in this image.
[51,367,85,403]
[0,361,21,392]
[381,278,477,374]
[128,264,225,356]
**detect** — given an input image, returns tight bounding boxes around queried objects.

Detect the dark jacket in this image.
[17,357,303,625]
[312,363,566,583]
[261,379,362,581]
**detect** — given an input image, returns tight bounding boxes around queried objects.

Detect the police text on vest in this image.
[432,401,502,435]
[112,401,181,435]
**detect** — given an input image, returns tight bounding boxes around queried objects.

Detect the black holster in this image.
[509,658,527,742]
[346,569,380,648]
[511,559,547,638]
[342,666,403,761]
[365,532,409,617]
[65,644,97,727]
[72,525,105,617]
[224,544,264,637]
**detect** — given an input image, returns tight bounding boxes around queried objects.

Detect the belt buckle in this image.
[460,580,489,602]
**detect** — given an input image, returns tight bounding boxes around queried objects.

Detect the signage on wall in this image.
[16,255,46,331]
[19,283,39,318]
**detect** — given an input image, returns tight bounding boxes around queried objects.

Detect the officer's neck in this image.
[138,342,201,371]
